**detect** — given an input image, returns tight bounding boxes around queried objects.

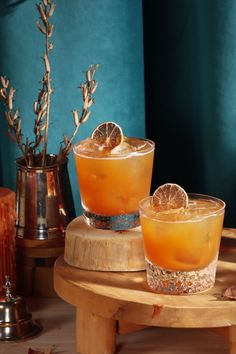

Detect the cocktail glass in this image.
[139,193,225,294]
[73,137,154,230]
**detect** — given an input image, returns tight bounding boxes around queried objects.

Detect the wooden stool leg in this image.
[76,308,116,354]
[229,325,236,354]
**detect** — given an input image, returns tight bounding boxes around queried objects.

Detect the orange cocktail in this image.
[139,187,225,294]
[74,123,154,230]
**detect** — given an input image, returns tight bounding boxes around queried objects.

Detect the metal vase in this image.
[16,155,76,240]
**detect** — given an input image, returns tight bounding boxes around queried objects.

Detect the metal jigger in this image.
[0,276,41,341]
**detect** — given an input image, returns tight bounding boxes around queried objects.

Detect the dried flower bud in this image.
[37,21,46,34]
[38,90,45,103]
[83,96,89,111]
[63,135,68,145]
[89,64,99,79]
[0,88,6,100]
[48,42,54,51]
[9,86,15,96]
[86,70,91,82]
[37,4,47,24]
[16,120,21,134]
[34,125,39,135]
[48,2,55,17]
[34,101,38,113]
[87,98,93,108]
[8,88,15,110]
[44,54,50,72]
[1,76,9,89]
[41,100,48,112]
[13,109,19,121]
[40,122,47,131]
[80,110,91,124]
[72,110,79,127]
[5,112,14,127]
[47,24,54,37]
[90,82,98,94]
[82,86,88,100]
[37,109,47,122]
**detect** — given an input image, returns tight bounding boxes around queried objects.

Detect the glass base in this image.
[83,209,140,230]
[145,255,218,295]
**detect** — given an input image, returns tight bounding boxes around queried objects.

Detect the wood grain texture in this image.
[229,326,236,354]
[76,308,116,354]
[54,255,236,329]
[16,237,65,258]
[64,216,145,271]
[0,298,230,354]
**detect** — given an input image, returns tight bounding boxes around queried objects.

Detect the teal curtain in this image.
[0,0,145,215]
[2,1,236,227]
[143,0,236,227]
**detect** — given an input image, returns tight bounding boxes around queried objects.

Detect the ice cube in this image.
[126,137,148,151]
[110,142,135,155]
[75,138,96,153]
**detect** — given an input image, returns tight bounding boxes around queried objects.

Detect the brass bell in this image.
[0,276,41,341]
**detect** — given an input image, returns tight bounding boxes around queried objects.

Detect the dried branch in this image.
[58,64,99,161]
[36,0,55,167]
[0,79,28,165]
[0,1,100,168]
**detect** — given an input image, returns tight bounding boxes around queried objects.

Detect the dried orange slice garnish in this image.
[152,183,188,212]
[91,121,123,148]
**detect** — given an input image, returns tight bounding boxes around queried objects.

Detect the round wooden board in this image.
[64,216,145,271]
[54,255,236,329]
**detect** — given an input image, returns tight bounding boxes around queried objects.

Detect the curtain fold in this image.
[143,0,236,227]
[2,0,236,226]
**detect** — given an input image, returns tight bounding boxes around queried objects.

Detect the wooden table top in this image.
[54,242,236,329]
[0,298,229,354]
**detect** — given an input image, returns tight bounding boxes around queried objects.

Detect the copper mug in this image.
[15,155,76,240]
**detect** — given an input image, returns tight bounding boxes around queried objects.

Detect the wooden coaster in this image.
[64,216,145,271]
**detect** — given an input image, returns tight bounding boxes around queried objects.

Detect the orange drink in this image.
[139,184,225,294]
[73,122,155,230]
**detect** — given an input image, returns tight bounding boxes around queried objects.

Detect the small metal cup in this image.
[0,276,41,341]
[16,155,76,240]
